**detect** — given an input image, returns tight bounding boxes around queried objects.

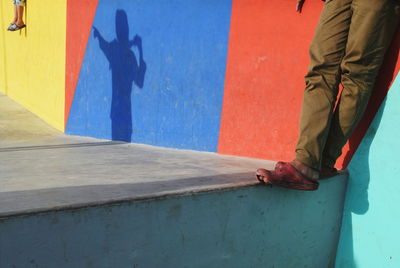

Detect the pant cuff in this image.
[295,152,320,171]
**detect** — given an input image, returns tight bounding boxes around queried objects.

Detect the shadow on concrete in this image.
[0,174,347,267]
[0,172,348,219]
[93,9,146,142]
[0,172,257,217]
[0,141,126,152]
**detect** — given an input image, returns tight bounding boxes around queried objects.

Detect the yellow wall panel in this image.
[0,0,66,131]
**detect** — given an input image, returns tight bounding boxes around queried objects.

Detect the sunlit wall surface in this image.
[336,75,400,267]
[0,0,398,164]
[0,0,66,131]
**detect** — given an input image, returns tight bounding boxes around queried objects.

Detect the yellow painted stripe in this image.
[0,0,66,131]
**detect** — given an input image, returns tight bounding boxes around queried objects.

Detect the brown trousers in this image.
[296,0,400,170]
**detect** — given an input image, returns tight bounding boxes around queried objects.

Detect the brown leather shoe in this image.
[256,162,319,191]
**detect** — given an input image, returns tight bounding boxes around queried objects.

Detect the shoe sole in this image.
[256,173,318,191]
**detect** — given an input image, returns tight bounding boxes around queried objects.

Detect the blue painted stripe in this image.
[66,0,232,152]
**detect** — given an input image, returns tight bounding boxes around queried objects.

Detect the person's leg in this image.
[12,4,17,24]
[295,0,353,174]
[15,0,25,27]
[7,2,17,30]
[320,0,400,170]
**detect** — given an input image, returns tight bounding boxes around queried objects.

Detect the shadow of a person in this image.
[93,9,146,142]
[336,28,400,267]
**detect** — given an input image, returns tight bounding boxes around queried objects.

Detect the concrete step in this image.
[0,94,348,267]
[0,141,348,268]
[0,135,276,218]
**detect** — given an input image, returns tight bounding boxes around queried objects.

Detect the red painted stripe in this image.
[219,0,400,169]
[65,0,99,127]
[219,0,323,162]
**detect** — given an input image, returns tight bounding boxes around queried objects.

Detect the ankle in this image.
[291,159,319,180]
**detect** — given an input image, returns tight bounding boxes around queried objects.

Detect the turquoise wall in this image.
[336,74,400,267]
[1,180,346,268]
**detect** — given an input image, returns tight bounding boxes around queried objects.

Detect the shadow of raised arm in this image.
[93,26,112,62]
[130,34,146,88]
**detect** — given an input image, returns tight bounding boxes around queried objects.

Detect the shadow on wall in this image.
[22,1,27,37]
[93,9,146,142]
[342,28,400,168]
[336,28,400,267]
[336,97,387,267]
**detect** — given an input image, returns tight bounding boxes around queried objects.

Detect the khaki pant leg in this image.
[295,0,353,170]
[321,0,400,168]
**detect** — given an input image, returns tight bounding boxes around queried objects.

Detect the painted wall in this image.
[64,0,399,170]
[0,179,347,267]
[0,0,398,163]
[219,0,324,162]
[2,1,400,264]
[65,0,99,127]
[218,1,400,169]
[335,74,400,267]
[0,0,66,131]
[66,0,232,151]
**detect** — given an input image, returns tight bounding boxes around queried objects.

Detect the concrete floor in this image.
[0,94,275,217]
[0,94,61,146]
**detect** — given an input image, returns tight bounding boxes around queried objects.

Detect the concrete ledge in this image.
[1,173,347,268]
[0,138,277,218]
[0,94,349,267]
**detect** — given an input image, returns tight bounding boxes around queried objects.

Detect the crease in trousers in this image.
[296,0,400,170]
